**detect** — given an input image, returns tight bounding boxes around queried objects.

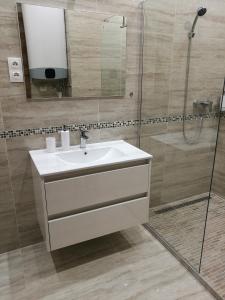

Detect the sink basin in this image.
[56,147,125,164]
[29,140,152,176]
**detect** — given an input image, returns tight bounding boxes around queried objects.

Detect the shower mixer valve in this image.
[193,100,213,115]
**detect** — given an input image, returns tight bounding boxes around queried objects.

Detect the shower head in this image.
[189,7,207,39]
[197,7,207,17]
[104,15,127,28]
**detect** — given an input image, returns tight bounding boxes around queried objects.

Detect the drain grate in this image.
[154,196,210,215]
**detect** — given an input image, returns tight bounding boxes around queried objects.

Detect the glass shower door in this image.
[140,0,223,272]
[200,81,225,298]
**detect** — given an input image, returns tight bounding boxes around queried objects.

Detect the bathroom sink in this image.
[29,140,152,176]
[56,147,125,164]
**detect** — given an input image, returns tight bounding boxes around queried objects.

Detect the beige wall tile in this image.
[213,118,225,197]
[2,97,100,130]
[99,98,138,122]
[99,126,138,142]
[140,135,166,207]
[0,101,4,130]
[0,140,19,252]
[0,0,142,251]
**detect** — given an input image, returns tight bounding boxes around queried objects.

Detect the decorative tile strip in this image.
[0,112,222,140]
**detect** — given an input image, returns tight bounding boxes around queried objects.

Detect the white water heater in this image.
[21,4,68,80]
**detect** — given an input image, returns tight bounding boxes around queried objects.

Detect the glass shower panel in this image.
[200,83,225,298]
[140,0,223,272]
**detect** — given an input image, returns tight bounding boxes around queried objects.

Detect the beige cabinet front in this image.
[48,197,149,251]
[45,165,149,217]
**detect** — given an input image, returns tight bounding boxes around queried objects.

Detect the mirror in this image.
[101,16,127,97]
[17,3,127,99]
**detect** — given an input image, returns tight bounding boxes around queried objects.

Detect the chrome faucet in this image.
[79,128,89,149]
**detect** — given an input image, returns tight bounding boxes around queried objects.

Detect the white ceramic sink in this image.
[29,140,152,176]
[56,147,125,164]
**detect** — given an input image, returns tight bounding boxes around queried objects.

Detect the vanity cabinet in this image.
[30,142,152,251]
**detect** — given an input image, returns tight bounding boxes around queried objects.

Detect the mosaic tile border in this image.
[0,112,222,139]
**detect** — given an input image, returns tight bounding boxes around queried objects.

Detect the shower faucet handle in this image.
[193,99,213,114]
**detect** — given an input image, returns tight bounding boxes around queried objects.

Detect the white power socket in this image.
[8,57,24,83]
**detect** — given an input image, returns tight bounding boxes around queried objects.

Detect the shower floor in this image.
[149,196,208,270]
[149,194,225,299]
[201,195,225,299]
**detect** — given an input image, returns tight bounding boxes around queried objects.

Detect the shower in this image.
[183,7,208,144]
[142,1,225,298]
[189,7,207,39]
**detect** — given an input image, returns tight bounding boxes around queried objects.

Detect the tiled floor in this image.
[0,226,215,300]
[149,194,225,300]
[149,197,209,270]
[201,195,225,299]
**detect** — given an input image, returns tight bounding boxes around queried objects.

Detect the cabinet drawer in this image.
[48,197,149,250]
[45,164,149,216]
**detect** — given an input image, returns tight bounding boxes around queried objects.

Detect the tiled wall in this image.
[213,118,225,198]
[1,0,225,255]
[0,0,142,253]
[140,0,225,207]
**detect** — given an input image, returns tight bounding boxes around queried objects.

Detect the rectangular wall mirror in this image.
[17,3,127,100]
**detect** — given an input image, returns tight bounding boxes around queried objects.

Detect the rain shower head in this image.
[197,7,207,17]
[189,7,207,39]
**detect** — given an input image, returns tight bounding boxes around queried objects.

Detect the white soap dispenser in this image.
[60,130,70,151]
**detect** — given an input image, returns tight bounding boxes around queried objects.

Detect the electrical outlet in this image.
[8,57,24,82]
[9,71,24,82]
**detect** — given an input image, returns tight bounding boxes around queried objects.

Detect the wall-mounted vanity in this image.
[30,140,152,251]
[17,3,127,99]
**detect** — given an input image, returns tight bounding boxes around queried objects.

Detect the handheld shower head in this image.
[197,7,207,17]
[189,7,207,38]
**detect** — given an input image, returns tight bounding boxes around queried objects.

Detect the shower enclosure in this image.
[139,0,225,298]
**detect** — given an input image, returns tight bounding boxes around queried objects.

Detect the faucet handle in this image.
[79,128,89,139]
